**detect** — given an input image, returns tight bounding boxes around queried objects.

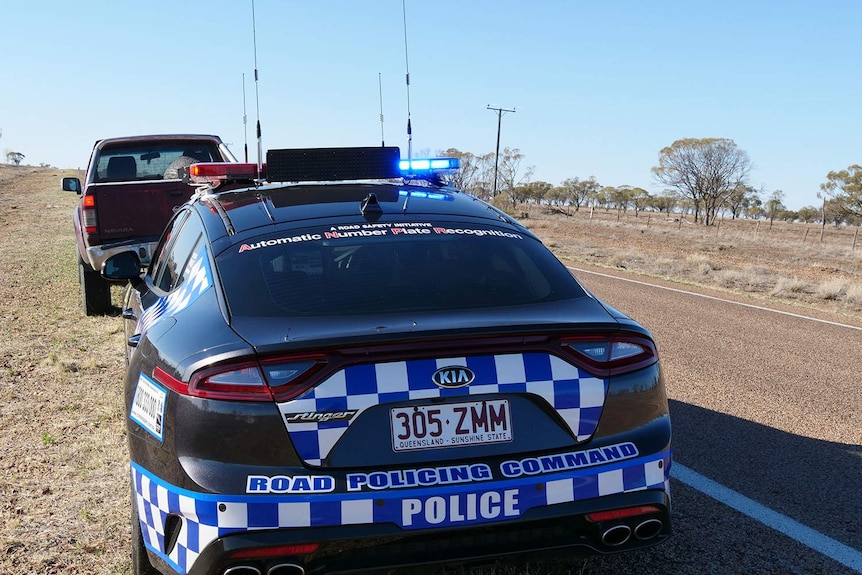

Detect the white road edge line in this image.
[672,464,862,572]
[568,266,862,331]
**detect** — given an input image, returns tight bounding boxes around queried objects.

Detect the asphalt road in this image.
[569,266,862,575]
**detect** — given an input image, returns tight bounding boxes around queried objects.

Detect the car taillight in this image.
[153,355,327,402]
[262,354,328,402]
[561,334,657,376]
[189,361,273,401]
[82,194,97,234]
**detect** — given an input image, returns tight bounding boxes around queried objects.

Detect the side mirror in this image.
[102,251,143,284]
[62,177,82,194]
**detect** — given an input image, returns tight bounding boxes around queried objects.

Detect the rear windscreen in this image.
[93,142,222,182]
[217,223,586,317]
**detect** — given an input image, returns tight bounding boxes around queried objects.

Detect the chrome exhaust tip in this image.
[224,566,261,575]
[634,518,664,540]
[601,524,632,547]
[268,564,305,575]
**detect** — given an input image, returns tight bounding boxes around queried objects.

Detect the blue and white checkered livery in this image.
[278,352,606,466]
[132,451,670,575]
[137,247,212,334]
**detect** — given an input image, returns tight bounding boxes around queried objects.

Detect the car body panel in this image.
[114,155,672,575]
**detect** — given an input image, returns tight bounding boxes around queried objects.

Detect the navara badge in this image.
[432,366,475,388]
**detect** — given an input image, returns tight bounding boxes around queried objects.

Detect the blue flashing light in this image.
[399,157,460,174]
[398,190,454,201]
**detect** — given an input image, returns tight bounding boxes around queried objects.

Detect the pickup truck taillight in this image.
[82,194,98,234]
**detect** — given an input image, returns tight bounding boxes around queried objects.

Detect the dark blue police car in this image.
[103,147,672,575]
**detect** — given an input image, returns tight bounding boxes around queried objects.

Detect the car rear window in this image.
[217,223,586,317]
[93,142,221,182]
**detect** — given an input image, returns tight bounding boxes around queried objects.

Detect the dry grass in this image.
[0,165,130,574]
[1,166,860,575]
[515,204,862,319]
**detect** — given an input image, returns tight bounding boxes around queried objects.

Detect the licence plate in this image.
[390,399,512,452]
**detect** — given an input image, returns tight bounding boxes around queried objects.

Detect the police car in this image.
[103,147,672,575]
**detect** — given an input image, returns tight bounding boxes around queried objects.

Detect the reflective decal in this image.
[246,475,335,494]
[500,442,639,478]
[432,227,523,239]
[346,463,493,492]
[402,489,520,528]
[279,353,607,466]
[132,451,671,572]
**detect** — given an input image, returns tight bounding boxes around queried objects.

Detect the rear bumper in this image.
[132,448,672,575]
[85,240,157,271]
[188,489,671,575]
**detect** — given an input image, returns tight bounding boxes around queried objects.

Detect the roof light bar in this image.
[187,162,260,185]
[399,157,460,174]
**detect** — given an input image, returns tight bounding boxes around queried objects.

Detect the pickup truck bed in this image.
[63,134,236,315]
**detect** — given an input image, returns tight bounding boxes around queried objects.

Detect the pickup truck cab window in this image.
[94,143,220,182]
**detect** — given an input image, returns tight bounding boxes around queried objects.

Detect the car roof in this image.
[95,134,224,147]
[195,181,529,243]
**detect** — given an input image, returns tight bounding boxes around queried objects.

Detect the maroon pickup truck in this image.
[63,134,237,315]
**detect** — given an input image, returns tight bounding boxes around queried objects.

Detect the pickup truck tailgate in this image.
[92,181,193,241]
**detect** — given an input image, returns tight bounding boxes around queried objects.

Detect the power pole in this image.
[487,105,515,197]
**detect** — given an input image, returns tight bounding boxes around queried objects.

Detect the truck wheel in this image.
[78,256,112,315]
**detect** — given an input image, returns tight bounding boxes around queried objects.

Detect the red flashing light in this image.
[83,195,96,208]
[229,542,320,559]
[586,505,660,523]
[188,162,261,184]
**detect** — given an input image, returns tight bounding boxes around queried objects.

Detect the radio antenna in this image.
[251,0,263,176]
[242,73,248,163]
[378,72,385,147]
[402,0,412,164]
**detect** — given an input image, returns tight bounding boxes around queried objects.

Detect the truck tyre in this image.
[78,256,112,315]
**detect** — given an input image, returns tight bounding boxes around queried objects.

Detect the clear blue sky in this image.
[2,1,861,210]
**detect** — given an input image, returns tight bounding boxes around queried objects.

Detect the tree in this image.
[629,187,650,217]
[820,164,862,217]
[6,151,24,165]
[497,148,534,208]
[743,196,764,220]
[609,185,632,219]
[523,180,552,204]
[652,138,752,225]
[796,205,820,223]
[544,185,569,208]
[440,148,495,199]
[560,176,600,211]
[764,190,786,228]
[648,190,679,214]
[726,183,760,219]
